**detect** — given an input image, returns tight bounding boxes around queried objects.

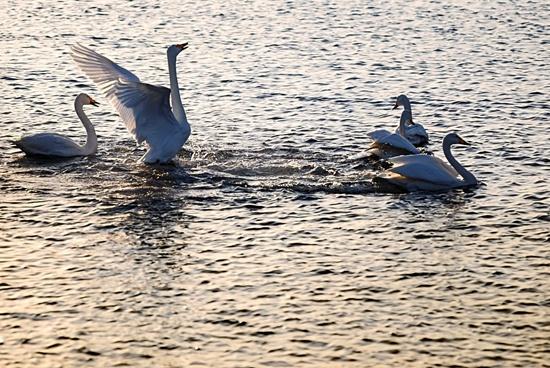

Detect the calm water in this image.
[1,0,549,367]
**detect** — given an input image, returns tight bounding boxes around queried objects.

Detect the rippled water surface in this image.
[1,0,549,366]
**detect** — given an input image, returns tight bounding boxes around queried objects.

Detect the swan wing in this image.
[388,155,459,185]
[16,133,82,156]
[406,124,429,146]
[390,154,458,176]
[394,123,429,146]
[71,44,179,147]
[113,79,180,147]
[70,43,140,88]
[367,129,392,141]
[375,134,419,154]
[377,172,454,192]
[395,123,428,137]
[407,123,428,138]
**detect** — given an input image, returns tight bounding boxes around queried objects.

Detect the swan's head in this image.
[446,133,471,146]
[167,42,189,58]
[392,94,410,110]
[77,93,99,107]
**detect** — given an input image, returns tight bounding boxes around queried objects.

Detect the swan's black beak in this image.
[392,103,398,110]
[90,99,99,107]
[176,42,189,50]
[459,138,471,146]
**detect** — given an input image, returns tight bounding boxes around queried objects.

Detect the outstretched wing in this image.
[70,44,177,146]
[113,79,180,146]
[70,43,140,90]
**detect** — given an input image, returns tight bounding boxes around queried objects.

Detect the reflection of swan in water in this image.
[393,94,429,146]
[375,133,478,192]
[367,109,420,159]
[96,165,195,247]
[71,43,191,164]
[14,93,99,157]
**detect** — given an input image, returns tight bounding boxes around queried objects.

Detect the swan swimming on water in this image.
[70,43,191,164]
[375,133,478,192]
[393,94,429,146]
[14,93,99,157]
[367,109,420,159]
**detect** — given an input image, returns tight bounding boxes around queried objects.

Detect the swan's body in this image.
[393,94,429,146]
[70,43,190,164]
[393,123,428,147]
[368,110,420,159]
[376,133,477,192]
[14,93,99,157]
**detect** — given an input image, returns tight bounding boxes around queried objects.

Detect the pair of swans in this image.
[367,94,428,160]
[367,109,420,160]
[368,96,477,191]
[15,43,190,164]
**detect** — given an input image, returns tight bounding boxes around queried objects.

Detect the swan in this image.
[367,109,420,159]
[393,94,429,146]
[375,133,478,192]
[13,93,99,157]
[70,43,191,164]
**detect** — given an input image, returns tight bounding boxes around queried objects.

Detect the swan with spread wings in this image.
[71,43,191,164]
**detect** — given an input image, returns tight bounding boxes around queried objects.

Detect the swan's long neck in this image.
[75,99,97,155]
[443,137,477,186]
[167,54,188,127]
[401,97,412,112]
[398,114,407,137]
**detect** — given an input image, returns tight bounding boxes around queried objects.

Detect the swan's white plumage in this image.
[14,93,98,158]
[393,123,429,146]
[16,133,85,157]
[70,43,190,163]
[367,110,420,159]
[388,156,460,186]
[389,154,458,177]
[113,79,181,149]
[392,94,429,146]
[376,133,477,192]
[367,129,420,154]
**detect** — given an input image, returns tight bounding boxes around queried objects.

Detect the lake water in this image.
[1,0,549,366]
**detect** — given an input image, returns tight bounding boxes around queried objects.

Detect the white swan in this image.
[14,93,99,157]
[367,109,420,159]
[393,94,429,146]
[375,133,478,192]
[70,43,191,164]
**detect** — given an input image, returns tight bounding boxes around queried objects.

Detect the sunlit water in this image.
[1,1,549,367]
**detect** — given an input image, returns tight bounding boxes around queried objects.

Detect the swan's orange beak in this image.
[176,42,189,50]
[90,98,99,107]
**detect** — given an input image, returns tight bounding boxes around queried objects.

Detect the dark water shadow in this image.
[92,163,198,250]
